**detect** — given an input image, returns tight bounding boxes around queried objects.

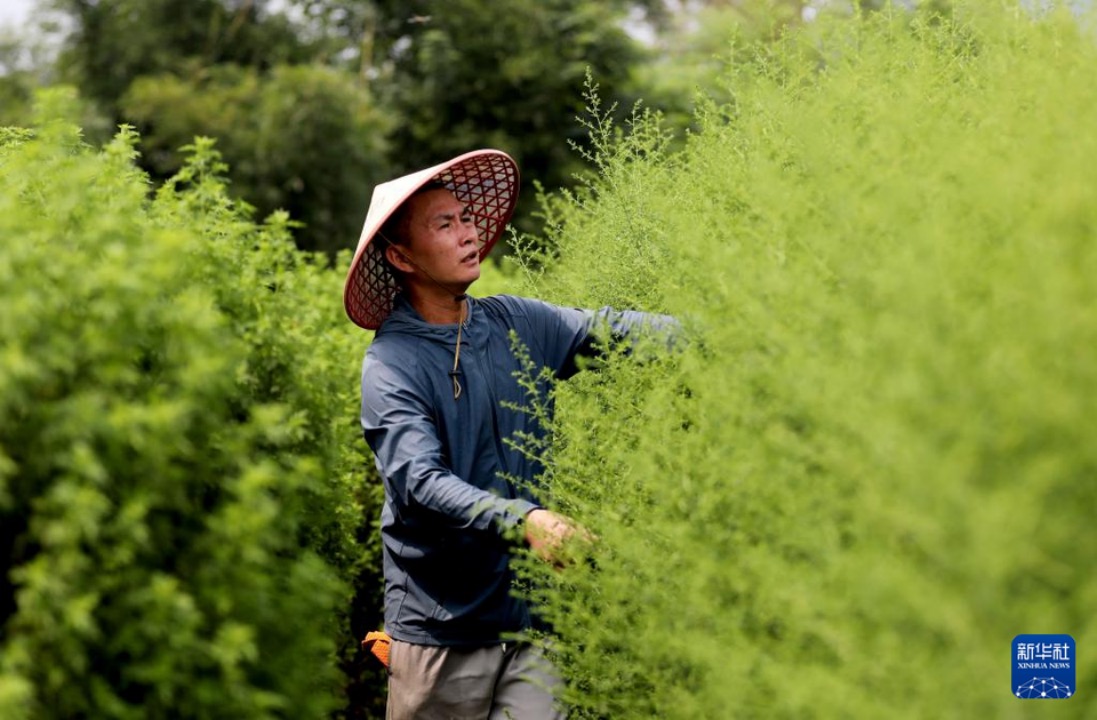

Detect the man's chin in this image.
[444,269,478,297]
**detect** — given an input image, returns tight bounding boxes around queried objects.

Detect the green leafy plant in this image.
[0,98,383,718]
[510,3,1097,717]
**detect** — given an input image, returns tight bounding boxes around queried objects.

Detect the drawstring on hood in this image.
[450,297,467,400]
[380,293,476,402]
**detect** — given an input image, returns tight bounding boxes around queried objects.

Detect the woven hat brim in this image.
[343,150,519,330]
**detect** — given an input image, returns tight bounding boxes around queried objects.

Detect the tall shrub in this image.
[513,3,1097,718]
[0,94,382,718]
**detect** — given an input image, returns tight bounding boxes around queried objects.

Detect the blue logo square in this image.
[1012,634,1075,699]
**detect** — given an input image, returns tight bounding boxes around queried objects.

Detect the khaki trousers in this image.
[386,640,565,720]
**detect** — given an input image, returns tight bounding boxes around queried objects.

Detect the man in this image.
[344,150,675,719]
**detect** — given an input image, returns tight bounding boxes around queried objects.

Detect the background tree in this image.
[286,0,648,237]
[0,36,35,128]
[40,0,387,255]
[36,0,652,252]
[382,0,640,232]
[121,63,390,255]
[48,0,313,115]
[0,16,71,129]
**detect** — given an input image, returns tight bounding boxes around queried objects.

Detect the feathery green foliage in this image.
[0,92,382,718]
[513,3,1097,717]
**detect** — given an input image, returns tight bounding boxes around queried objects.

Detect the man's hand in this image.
[524,508,591,568]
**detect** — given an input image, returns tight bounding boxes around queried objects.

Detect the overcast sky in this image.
[0,0,35,29]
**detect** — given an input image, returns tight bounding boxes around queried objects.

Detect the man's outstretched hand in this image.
[524,508,593,568]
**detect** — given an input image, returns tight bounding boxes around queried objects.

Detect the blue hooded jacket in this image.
[361,293,674,646]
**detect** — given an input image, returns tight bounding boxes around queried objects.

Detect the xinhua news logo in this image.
[1012,634,1075,699]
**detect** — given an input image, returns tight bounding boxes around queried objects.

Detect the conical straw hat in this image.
[343,149,520,330]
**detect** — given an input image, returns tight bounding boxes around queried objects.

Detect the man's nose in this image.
[460,220,479,245]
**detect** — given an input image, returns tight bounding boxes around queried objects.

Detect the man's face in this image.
[389,188,481,293]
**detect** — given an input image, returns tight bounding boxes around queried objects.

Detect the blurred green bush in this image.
[512,3,1097,718]
[0,92,382,718]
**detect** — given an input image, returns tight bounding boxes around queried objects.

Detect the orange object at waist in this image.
[362,631,392,668]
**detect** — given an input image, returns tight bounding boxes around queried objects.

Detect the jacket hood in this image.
[378,293,485,346]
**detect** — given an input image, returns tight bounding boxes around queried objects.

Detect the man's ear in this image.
[385,244,415,274]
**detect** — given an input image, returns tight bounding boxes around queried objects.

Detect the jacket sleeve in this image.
[502,296,680,379]
[361,356,539,532]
